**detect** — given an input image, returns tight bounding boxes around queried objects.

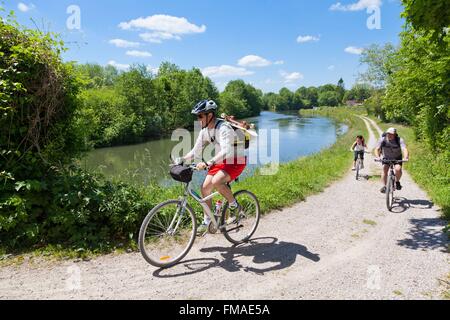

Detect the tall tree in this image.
[359,43,398,89]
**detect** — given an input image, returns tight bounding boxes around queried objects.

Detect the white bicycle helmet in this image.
[191,100,218,115]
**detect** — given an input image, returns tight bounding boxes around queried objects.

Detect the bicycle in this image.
[375,159,408,211]
[138,163,261,268]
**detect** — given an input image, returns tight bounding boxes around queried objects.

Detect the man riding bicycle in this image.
[374,127,409,193]
[177,99,247,233]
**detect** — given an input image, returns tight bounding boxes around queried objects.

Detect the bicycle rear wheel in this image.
[139,200,197,268]
[221,190,260,245]
[386,176,395,211]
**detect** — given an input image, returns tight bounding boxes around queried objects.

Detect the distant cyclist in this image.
[374,127,409,193]
[177,100,247,233]
[350,135,367,170]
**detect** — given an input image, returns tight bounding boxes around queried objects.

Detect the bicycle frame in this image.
[174,177,236,231]
[185,183,223,229]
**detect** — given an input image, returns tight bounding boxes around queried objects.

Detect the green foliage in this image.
[364,89,386,121]
[74,63,119,89]
[275,87,297,111]
[382,29,449,154]
[0,165,156,250]
[77,62,220,147]
[344,83,373,103]
[295,86,318,108]
[401,0,450,39]
[359,43,398,89]
[318,90,340,107]
[219,80,263,117]
[0,13,86,179]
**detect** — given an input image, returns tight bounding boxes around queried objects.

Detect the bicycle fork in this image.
[166,197,188,236]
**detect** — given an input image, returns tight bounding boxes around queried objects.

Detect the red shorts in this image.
[208,157,247,181]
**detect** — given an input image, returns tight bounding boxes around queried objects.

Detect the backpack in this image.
[212,117,252,150]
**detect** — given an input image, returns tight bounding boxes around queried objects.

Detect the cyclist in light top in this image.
[374,127,409,193]
[350,135,367,171]
[178,100,247,233]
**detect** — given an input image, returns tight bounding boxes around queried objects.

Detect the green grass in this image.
[368,117,450,223]
[363,219,377,226]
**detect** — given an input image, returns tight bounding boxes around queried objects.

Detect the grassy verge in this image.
[368,117,449,223]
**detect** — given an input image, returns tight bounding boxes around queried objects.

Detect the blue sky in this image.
[4,0,405,92]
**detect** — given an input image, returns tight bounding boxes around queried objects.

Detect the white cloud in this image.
[126,50,152,58]
[237,55,272,68]
[107,60,130,71]
[330,0,382,11]
[109,39,140,48]
[328,65,336,71]
[139,32,181,43]
[345,46,364,54]
[17,2,35,12]
[296,35,320,43]
[119,14,206,43]
[274,60,284,65]
[201,65,254,78]
[280,71,304,83]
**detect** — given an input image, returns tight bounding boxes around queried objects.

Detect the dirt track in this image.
[1,117,448,300]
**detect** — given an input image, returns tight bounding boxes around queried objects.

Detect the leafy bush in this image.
[0,166,156,251]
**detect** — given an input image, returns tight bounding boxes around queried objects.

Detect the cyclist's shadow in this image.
[152,237,320,277]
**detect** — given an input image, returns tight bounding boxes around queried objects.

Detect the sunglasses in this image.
[197,114,207,120]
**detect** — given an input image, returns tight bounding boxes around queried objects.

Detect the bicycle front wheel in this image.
[356,160,360,180]
[221,190,261,245]
[139,200,197,268]
[386,177,395,211]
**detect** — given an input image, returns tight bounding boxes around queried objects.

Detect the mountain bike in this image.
[375,159,408,211]
[138,163,261,268]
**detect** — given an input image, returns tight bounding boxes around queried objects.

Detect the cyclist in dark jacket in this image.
[374,127,409,193]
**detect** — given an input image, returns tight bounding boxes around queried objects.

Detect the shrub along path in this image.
[0,117,448,299]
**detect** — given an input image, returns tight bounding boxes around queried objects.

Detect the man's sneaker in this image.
[226,203,241,225]
[380,186,387,194]
[396,181,402,190]
[197,222,209,235]
[352,167,356,171]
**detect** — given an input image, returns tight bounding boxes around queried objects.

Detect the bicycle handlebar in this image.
[169,163,208,171]
[351,150,371,153]
[374,159,409,164]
